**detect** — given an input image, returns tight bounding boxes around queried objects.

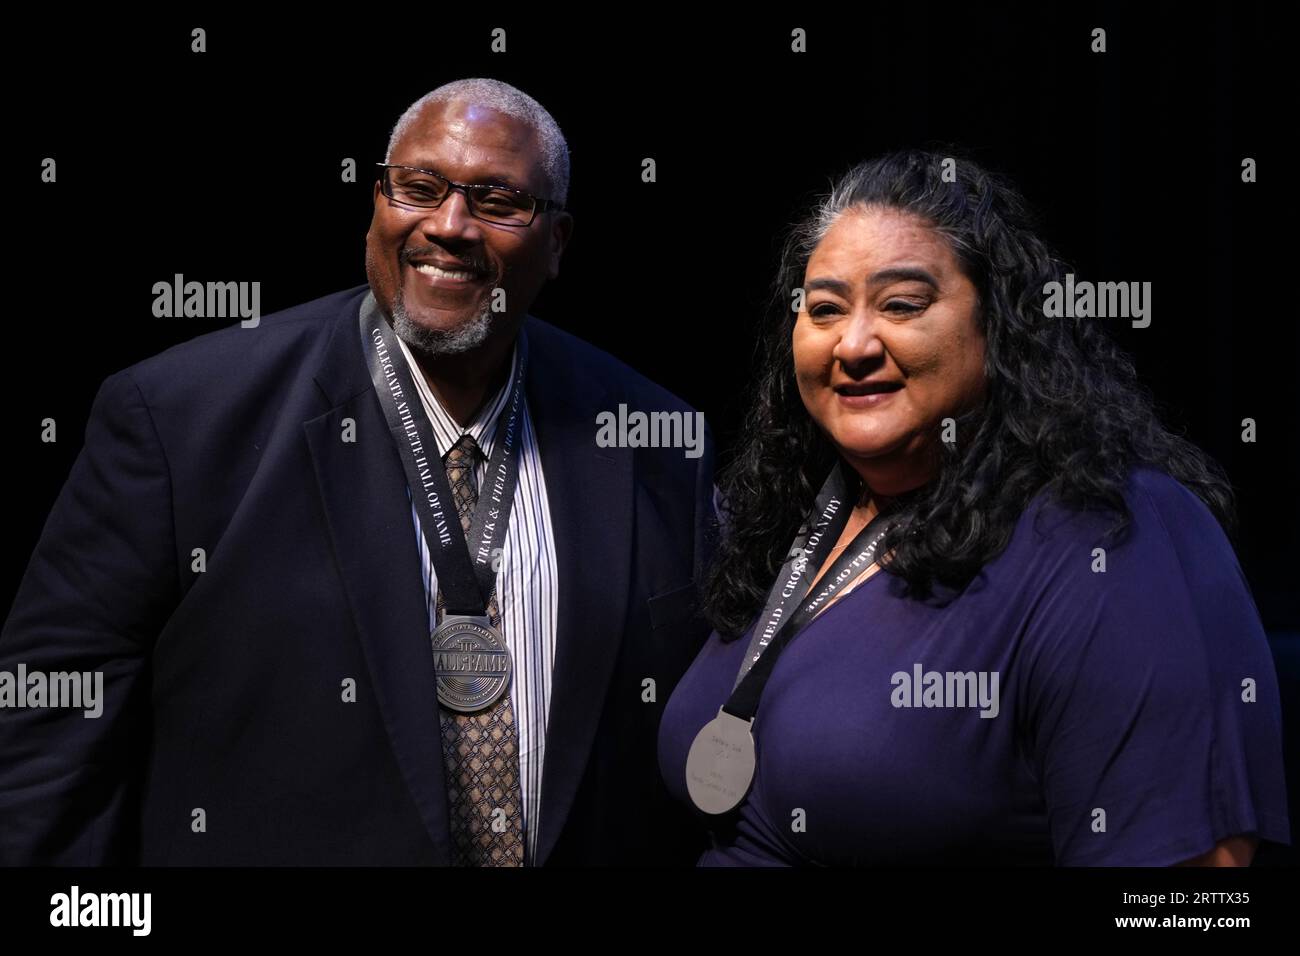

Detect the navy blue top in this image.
[658,467,1291,865]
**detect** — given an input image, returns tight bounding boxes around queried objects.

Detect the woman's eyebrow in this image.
[868,267,940,289]
[806,277,852,295]
[805,268,941,295]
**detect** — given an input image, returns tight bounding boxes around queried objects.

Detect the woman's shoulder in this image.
[1013,464,1228,560]
[1123,465,1234,551]
[1008,465,1262,700]
[992,464,1249,626]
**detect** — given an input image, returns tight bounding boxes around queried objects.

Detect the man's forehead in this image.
[393,99,543,187]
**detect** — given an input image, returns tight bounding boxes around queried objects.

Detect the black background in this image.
[11,8,1293,627]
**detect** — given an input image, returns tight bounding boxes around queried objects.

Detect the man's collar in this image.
[395,332,520,460]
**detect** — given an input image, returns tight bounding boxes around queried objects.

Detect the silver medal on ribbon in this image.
[685,707,757,815]
[431,615,513,713]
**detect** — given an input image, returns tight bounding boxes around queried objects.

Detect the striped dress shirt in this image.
[394,331,558,866]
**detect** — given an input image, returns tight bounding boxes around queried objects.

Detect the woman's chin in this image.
[826,429,908,462]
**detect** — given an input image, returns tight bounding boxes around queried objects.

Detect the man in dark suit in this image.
[0,78,714,865]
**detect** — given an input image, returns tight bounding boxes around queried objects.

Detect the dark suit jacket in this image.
[0,283,715,865]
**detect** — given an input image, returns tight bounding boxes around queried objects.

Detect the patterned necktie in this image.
[436,434,526,866]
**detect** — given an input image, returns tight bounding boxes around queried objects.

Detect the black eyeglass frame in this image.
[376,162,564,227]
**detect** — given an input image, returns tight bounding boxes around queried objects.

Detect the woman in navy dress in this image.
[657,150,1290,866]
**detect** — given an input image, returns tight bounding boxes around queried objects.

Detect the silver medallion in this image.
[430,615,512,713]
[685,707,757,815]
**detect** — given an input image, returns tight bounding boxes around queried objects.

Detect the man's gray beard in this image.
[389,287,494,357]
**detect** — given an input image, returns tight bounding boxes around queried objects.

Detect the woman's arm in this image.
[1174,835,1258,866]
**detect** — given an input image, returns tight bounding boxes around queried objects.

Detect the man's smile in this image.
[410,260,484,285]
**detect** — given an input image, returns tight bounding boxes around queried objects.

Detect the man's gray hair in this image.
[385,78,570,207]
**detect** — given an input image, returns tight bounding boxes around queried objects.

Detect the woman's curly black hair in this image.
[705,148,1236,639]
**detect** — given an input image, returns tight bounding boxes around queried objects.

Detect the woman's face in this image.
[793,205,987,496]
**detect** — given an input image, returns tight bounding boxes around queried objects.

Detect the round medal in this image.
[685,707,757,815]
[430,615,513,713]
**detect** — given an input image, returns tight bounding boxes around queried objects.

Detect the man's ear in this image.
[372,180,382,206]
[548,211,574,280]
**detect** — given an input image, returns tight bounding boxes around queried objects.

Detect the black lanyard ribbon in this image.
[359,295,527,617]
[725,462,898,722]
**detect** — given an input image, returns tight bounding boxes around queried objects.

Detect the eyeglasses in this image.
[376,163,563,227]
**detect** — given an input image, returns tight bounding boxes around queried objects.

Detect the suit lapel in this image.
[525,318,634,866]
[303,287,452,863]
